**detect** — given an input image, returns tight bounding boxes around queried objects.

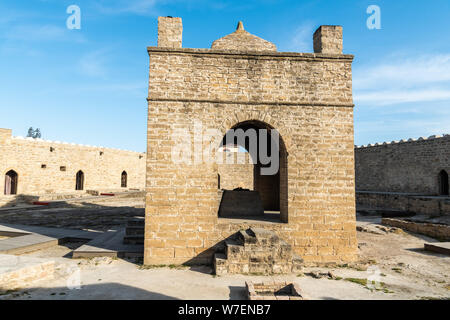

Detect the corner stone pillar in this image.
[313,25,343,54]
[158,16,183,48]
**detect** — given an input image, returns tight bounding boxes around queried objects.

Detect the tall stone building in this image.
[144,17,357,265]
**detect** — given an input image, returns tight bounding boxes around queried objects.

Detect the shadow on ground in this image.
[228,286,247,300]
[1,282,178,300]
[0,196,144,233]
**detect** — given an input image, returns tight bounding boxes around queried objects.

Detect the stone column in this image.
[157,16,183,48]
[313,25,343,54]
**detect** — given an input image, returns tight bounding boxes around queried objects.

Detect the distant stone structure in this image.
[144,17,357,265]
[355,134,450,216]
[0,128,146,206]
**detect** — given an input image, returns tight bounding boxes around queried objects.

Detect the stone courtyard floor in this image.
[0,196,145,232]
[0,197,449,300]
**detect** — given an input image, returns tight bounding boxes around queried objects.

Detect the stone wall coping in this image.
[356,190,433,196]
[147,97,354,108]
[147,46,354,61]
[355,134,450,149]
[11,136,145,155]
[357,190,450,200]
[355,190,437,197]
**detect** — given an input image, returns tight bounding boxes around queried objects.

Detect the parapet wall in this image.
[355,135,450,194]
[0,129,146,198]
[145,17,357,265]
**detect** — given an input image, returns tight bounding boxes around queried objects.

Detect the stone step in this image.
[424,242,450,255]
[125,226,144,236]
[0,234,58,255]
[73,229,143,259]
[213,253,227,275]
[215,227,303,275]
[123,235,144,245]
[250,227,281,245]
[224,240,247,262]
[237,229,256,245]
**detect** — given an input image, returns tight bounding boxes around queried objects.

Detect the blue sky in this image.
[0,0,449,152]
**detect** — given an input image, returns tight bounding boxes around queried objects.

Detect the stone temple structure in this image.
[144,17,357,266]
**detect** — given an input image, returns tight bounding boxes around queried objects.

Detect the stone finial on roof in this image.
[211,21,277,52]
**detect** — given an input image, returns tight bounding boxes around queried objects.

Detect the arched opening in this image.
[75,170,84,191]
[121,171,128,188]
[4,170,18,195]
[217,120,288,223]
[438,170,449,196]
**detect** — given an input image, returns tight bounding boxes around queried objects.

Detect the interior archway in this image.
[217,120,288,223]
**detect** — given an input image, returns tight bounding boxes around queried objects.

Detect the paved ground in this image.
[0,196,449,300]
[0,224,99,254]
[0,218,448,300]
[0,197,144,232]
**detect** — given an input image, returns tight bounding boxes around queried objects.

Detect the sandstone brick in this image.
[151,248,174,258]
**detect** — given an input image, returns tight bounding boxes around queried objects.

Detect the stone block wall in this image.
[0,130,146,199]
[0,256,55,292]
[217,152,254,190]
[382,218,450,241]
[357,191,450,216]
[355,135,450,194]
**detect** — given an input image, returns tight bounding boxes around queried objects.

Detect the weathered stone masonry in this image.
[0,128,146,205]
[355,135,450,194]
[355,135,450,215]
[144,17,358,265]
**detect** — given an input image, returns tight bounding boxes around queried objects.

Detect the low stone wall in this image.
[246,281,305,300]
[357,191,450,216]
[355,135,450,194]
[218,190,264,217]
[382,218,450,241]
[0,255,55,292]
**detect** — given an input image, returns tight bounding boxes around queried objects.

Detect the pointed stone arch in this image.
[121,171,128,188]
[75,170,84,191]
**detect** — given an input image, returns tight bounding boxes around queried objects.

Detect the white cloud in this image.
[356,118,450,135]
[2,24,86,43]
[92,0,228,15]
[78,50,110,77]
[94,0,160,15]
[354,54,450,105]
[354,88,450,105]
[286,22,315,52]
[74,82,147,94]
